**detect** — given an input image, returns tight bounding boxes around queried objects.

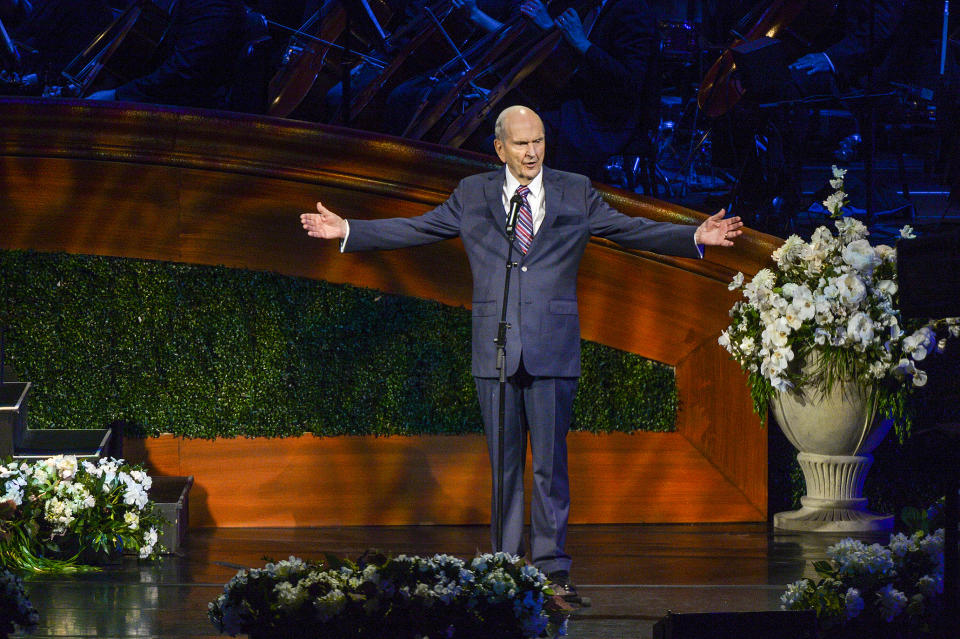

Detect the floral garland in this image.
[0,569,38,639]
[0,455,165,572]
[720,166,959,434]
[781,528,944,637]
[209,551,570,638]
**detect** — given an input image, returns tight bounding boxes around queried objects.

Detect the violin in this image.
[697,0,837,118]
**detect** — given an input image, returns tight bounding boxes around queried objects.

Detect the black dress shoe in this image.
[546,570,591,607]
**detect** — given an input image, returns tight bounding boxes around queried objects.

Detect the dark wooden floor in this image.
[12,523,891,639]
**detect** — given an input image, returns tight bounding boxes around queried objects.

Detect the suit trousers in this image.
[474,369,578,575]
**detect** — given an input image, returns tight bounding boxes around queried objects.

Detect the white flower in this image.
[139,527,159,558]
[876,279,897,297]
[768,347,795,373]
[912,368,928,386]
[832,165,847,179]
[875,244,896,262]
[762,317,792,349]
[739,336,755,355]
[835,273,867,306]
[728,272,744,290]
[903,328,934,361]
[124,511,140,530]
[772,235,805,265]
[875,584,907,622]
[835,216,868,240]
[718,331,731,350]
[274,582,307,609]
[54,455,79,480]
[917,574,943,597]
[783,305,803,330]
[899,225,917,239]
[780,579,809,609]
[844,588,864,619]
[823,191,846,215]
[842,239,879,275]
[887,532,917,558]
[847,313,875,345]
[752,268,776,292]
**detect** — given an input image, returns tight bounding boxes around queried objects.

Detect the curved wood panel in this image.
[0,97,784,524]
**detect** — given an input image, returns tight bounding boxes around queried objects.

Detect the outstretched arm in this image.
[299,184,463,252]
[301,201,348,240]
[694,209,744,247]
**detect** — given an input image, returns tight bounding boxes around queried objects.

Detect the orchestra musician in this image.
[86,0,246,109]
[522,0,658,180]
[382,0,516,135]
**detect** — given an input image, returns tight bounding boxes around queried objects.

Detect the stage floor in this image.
[13,523,893,638]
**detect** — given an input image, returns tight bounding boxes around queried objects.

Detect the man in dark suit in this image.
[300,105,743,601]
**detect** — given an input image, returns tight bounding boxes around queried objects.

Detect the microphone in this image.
[505,194,523,240]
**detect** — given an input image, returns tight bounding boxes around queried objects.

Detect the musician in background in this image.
[787,0,905,97]
[87,0,246,109]
[383,0,515,134]
[521,0,657,180]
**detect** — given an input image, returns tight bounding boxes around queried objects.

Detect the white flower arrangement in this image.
[720,166,960,430]
[0,455,166,572]
[0,569,38,638]
[209,551,570,638]
[781,528,944,635]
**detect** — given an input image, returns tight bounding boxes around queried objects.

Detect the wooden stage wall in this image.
[0,98,782,527]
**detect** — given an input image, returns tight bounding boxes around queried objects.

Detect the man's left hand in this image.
[555,8,590,54]
[789,52,832,75]
[695,209,744,247]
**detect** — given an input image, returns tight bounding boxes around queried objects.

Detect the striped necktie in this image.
[514,184,533,254]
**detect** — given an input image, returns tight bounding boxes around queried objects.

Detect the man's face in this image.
[494,111,545,185]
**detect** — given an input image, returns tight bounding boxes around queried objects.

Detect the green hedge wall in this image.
[0,250,678,438]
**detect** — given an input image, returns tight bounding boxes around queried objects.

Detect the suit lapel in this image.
[530,167,563,255]
[484,169,506,239]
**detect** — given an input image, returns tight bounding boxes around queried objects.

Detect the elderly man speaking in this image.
[301,105,743,604]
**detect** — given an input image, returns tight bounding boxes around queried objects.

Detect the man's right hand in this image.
[300,201,347,240]
[521,0,555,30]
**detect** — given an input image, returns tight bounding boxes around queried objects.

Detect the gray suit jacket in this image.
[345,166,700,378]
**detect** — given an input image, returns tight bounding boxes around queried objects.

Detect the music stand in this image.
[897,229,960,634]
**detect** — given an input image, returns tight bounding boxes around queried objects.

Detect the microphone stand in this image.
[493,194,522,552]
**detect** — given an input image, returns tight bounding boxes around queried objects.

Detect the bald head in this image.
[494,106,545,184]
[494,105,543,142]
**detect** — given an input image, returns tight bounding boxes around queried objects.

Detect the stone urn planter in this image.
[771,361,894,533]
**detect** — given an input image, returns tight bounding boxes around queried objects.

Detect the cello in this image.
[697,0,837,118]
[266,0,394,118]
[345,0,480,122]
[45,0,172,98]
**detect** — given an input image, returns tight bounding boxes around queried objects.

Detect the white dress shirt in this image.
[502,167,546,235]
